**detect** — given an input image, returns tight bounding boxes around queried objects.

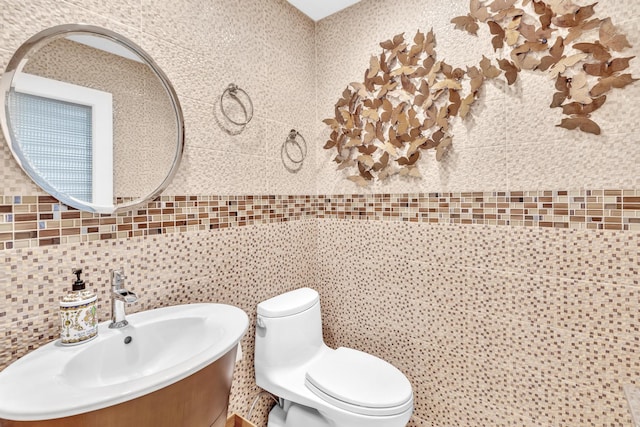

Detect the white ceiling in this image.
[287,0,361,21]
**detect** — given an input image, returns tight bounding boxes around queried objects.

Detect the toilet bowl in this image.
[254,288,413,427]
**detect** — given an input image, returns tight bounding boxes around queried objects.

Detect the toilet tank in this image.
[255,288,325,369]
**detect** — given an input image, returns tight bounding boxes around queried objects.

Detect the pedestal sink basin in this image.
[0,303,248,423]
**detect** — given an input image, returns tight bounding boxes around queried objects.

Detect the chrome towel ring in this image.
[281,129,307,172]
[220,83,253,126]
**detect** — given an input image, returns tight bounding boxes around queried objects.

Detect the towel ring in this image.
[281,129,307,173]
[220,83,253,126]
[283,129,307,164]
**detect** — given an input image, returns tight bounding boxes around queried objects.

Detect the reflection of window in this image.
[10,73,113,207]
[10,93,94,201]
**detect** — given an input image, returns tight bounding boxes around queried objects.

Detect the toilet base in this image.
[266,405,286,427]
[268,402,332,427]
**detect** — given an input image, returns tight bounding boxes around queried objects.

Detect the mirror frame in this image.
[0,24,185,214]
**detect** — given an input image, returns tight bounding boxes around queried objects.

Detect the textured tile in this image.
[509,227,633,284]
[0,0,108,54]
[556,382,634,427]
[264,0,315,58]
[560,329,640,392]
[316,216,640,427]
[315,0,640,195]
[181,96,267,156]
[263,45,315,126]
[507,135,640,191]
[596,0,640,28]
[64,0,143,28]
[140,0,264,58]
[459,96,507,149]
[441,145,509,192]
[548,277,640,339]
[164,145,268,196]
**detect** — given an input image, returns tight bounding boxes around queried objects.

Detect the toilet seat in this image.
[304,347,413,417]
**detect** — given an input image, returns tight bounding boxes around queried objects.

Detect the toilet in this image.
[254,288,414,427]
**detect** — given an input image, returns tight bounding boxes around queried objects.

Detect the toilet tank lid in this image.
[257,288,319,318]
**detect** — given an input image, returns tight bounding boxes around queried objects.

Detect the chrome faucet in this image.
[109,269,138,329]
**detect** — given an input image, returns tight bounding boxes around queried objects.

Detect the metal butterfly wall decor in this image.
[323,0,636,185]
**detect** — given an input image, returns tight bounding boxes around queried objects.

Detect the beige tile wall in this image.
[318,219,640,426]
[312,1,640,426]
[1,0,640,426]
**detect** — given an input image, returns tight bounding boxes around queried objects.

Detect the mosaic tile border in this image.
[0,195,316,250]
[317,190,640,230]
[0,190,638,250]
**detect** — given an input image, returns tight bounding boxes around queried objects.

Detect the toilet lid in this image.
[305,347,413,416]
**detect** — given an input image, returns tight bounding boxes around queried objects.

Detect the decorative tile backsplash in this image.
[0,195,316,250]
[1,190,638,251]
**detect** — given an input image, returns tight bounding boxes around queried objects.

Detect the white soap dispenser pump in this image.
[59,268,98,345]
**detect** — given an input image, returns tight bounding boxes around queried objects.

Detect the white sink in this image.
[0,303,248,421]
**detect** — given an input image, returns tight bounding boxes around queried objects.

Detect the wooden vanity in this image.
[0,348,236,427]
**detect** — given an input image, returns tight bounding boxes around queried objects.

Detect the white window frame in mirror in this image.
[12,73,114,208]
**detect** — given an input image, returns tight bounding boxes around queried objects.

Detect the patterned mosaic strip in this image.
[317,190,640,230]
[0,195,316,250]
[0,190,638,250]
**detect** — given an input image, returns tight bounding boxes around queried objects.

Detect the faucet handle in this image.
[111,268,125,288]
[114,288,138,303]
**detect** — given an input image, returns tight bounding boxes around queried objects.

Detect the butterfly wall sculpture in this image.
[323,0,636,186]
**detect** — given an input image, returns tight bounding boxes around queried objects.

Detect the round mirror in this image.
[0,24,184,214]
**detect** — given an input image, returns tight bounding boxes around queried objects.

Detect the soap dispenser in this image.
[59,268,98,345]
